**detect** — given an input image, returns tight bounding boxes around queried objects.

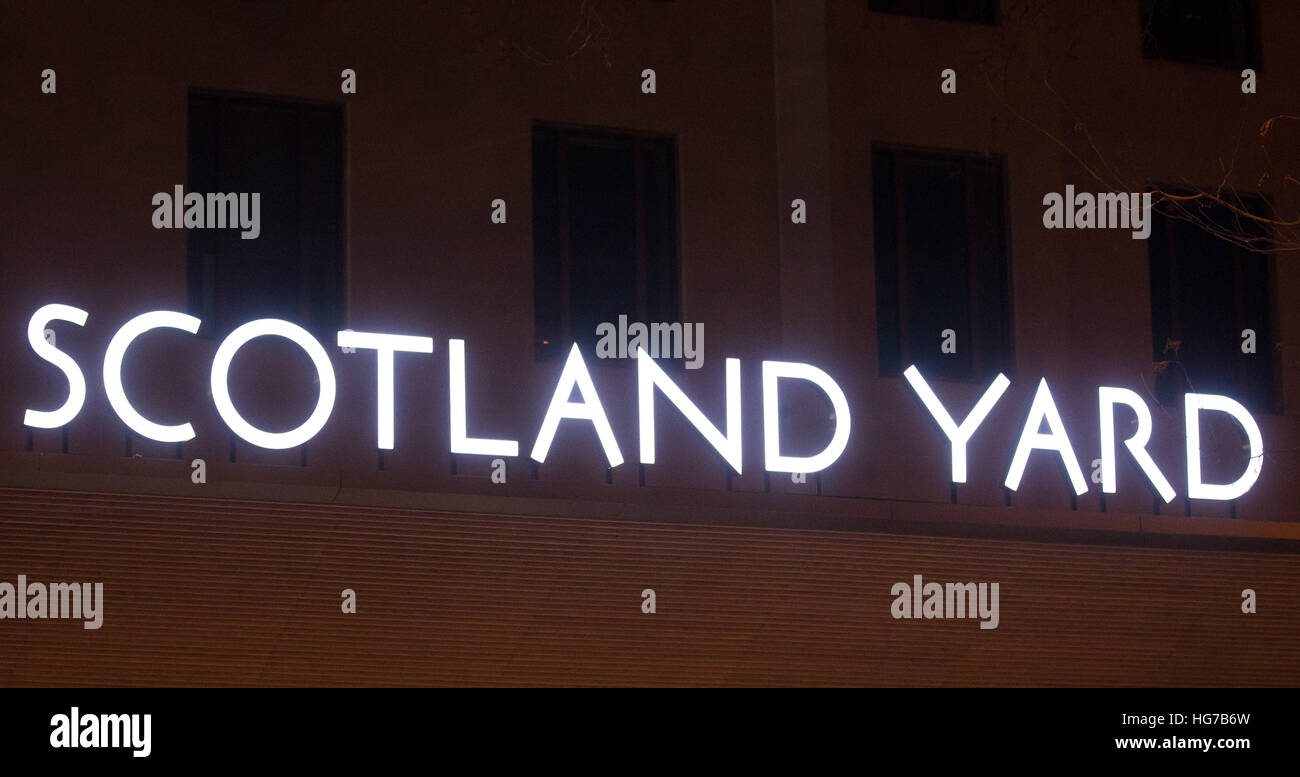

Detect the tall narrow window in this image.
[1148,194,1276,413]
[1140,0,1258,69]
[187,91,345,337]
[872,145,1012,381]
[532,123,679,361]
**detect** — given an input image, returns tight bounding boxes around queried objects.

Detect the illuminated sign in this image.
[22,305,1264,502]
[904,367,1262,502]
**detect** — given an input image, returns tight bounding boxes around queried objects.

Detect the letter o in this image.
[211,319,336,449]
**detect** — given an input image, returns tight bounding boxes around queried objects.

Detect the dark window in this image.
[187,91,344,337]
[1148,194,1276,413]
[869,0,997,25]
[532,123,679,360]
[872,146,1012,381]
[1140,0,1258,69]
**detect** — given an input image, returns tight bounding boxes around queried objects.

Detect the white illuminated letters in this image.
[531,344,622,467]
[449,338,519,457]
[637,348,742,473]
[1185,393,1263,501]
[904,365,1009,483]
[762,361,851,473]
[1005,379,1088,495]
[337,330,434,450]
[23,304,89,429]
[15,303,1273,507]
[211,319,336,450]
[103,311,201,442]
[1098,386,1175,503]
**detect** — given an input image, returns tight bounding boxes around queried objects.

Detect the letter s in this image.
[24,304,89,429]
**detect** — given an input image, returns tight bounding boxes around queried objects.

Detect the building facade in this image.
[1,0,1297,685]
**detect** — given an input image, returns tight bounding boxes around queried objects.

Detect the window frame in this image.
[185,88,348,340]
[531,121,682,364]
[1147,188,1280,415]
[1138,0,1260,71]
[871,142,1016,383]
